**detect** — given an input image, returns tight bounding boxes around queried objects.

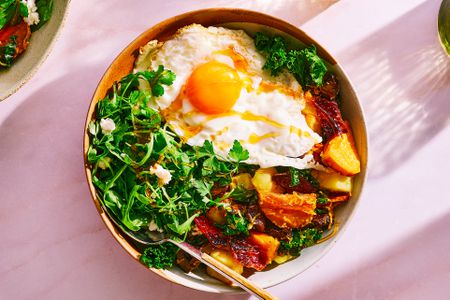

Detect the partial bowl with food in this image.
[84,9,368,293]
[0,0,69,101]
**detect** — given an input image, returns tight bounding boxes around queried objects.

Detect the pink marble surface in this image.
[1,0,450,299]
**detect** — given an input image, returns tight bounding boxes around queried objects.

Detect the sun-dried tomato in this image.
[194,216,229,248]
[313,96,347,142]
[230,236,267,271]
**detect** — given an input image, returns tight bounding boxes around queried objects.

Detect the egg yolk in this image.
[186,61,242,114]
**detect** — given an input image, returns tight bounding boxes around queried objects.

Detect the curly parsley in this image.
[280,228,322,256]
[254,32,328,86]
[140,243,179,269]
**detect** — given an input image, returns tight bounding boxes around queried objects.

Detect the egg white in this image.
[135,24,323,170]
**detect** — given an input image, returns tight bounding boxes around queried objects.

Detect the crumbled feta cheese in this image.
[100,118,116,135]
[150,163,172,185]
[22,0,40,26]
[148,220,163,232]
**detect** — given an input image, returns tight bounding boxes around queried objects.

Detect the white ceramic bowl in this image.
[84,8,368,294]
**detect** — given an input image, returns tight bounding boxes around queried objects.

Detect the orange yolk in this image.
[186,61,242,114]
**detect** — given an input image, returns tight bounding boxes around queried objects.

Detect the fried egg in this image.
[135,24,322,169]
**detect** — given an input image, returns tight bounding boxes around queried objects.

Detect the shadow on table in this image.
[338,0,450,179]
[298,210,450,300]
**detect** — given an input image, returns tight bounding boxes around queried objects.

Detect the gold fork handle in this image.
[201,252,278,300]
[174,241,278,300]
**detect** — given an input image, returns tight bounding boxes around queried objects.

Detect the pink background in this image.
[1,0,449,299]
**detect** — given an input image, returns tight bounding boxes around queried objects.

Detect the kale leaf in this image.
[140,243,179,269]
[280,228,322,256]
[254,32,327,86]
[287,46,327,86]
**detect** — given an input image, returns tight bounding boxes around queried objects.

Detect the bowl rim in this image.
[83,7,368,294]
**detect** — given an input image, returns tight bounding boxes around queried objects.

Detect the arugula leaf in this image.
[31,0,53,31]
[140,243,179,269]
[0,35,17,67]
[166,213,199,236]
[254,32,328,86]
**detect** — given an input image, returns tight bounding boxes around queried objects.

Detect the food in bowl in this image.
[87,24,360,283]
[0,0,53,68]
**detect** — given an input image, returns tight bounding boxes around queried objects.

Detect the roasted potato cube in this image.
[321,132,360,176]
[259,191,316,228]
[207,249,244,285]
[251,167,276,192]
[273,254,293,264]
[313,170,353,192]
[232,173,255,190]
[249,232,280,264]
[206,206,227,225]
[210,249,244,273]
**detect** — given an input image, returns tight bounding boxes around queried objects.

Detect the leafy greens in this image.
[254,32,328,86]
[140,243,179,269]
[0,0,27,30]
[280,228,322,256]
[31,0,53,31]
[0,35,17,67]
[88,66,251,242]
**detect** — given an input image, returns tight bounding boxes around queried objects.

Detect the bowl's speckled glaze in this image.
[83,8,368,294]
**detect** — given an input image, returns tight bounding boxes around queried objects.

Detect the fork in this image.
[103,207,278,300]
